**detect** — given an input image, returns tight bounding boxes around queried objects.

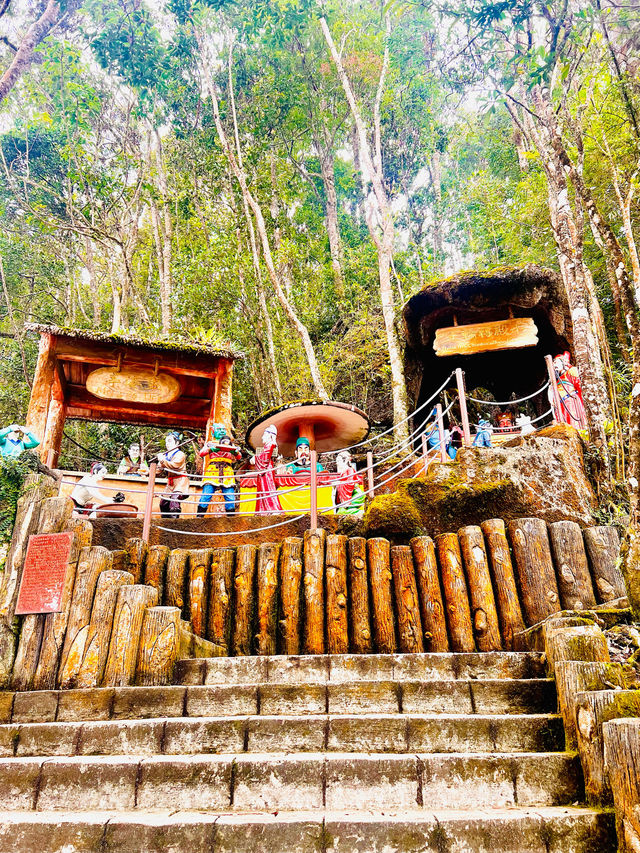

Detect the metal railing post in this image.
[436,403,447,462]
[310,450,318,529]
[142,461,157,544]
[421,434,429,475]
[366,451,374,499]
[455,368,472,447]
[545,354,562,425]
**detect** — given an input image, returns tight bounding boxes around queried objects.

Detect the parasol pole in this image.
[310,449,318,529]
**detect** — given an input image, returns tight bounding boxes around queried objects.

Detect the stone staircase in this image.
[0,652,616,852]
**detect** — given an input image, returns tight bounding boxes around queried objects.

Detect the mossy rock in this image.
[600,690,640,724]
[364,490,426,541]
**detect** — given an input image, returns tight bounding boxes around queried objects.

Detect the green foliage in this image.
[0,453,40,556]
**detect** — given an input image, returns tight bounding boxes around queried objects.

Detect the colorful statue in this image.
[71,462,110,516]
[516,414,535,436]
[551,352,587,430]
[250,425,283,513]
[473,418,493,448]
[497,409,515,431]
[333,450,366,515]
[197,429,242,516]
[157,432,190,518]
[117,442,149,477]
[285,437,324,474]
[424,408,456,460]
[0,424,39,459]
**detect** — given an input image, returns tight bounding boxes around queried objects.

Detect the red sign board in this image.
[15,533,73,615]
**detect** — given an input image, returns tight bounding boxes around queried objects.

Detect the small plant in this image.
[0,451,40,561]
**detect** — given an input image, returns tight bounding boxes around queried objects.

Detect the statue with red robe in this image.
[552,353,587,430]
[251,425,283,513]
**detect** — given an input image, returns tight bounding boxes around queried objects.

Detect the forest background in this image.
[0,0,638,507]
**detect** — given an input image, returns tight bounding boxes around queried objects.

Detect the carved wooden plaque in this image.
[86,367,181,404]
[16,532,73,615]
[434,317,539,357]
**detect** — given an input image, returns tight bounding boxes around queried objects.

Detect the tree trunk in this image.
[75,569,134,689]
[136,606,181,686]
[57,546,113,689]
[144,545,169,605]
[548,521,597,611]
[603,718,640,851]
[125,538,148,585]
[410,535,448,652]
[165,549,189,614]
[480,519,526,651]
[348,537,372,654]
[207,547,235,654]
[303,529,326,654]
[366,537,397,653]
[508,518,561,625]
[233,544,257,656]
[436,533,475,652]
[326,534,348,654]
[458,526,502,651]
[0,0,62,105]
[279,537,303,655]
[545,624,610,674]
[555,659,626,750]
[390,545,424,653]
[318,145,345,298]
[32,519,93,690]
[102,584,158,687]
[188,549,211,638]
[256,542,280,655]
[583,526,626,603]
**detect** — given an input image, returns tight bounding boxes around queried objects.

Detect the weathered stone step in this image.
[0,713,564,757]
[7,678,556,724]
[0,806,613,852]
[176,651,547,686]
[0,752,582,812]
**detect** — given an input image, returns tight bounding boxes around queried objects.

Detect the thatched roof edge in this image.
[25,323,244,361]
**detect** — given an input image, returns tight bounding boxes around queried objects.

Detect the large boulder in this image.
[364,425,597,540]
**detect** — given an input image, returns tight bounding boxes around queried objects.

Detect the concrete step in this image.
[0,713,564,757]
[7,678,556,724]
[176,651,547,686]
[0,752,582,812]
[0,807,614,852]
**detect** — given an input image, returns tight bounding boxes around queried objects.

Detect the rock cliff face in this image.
[365,425,597,540]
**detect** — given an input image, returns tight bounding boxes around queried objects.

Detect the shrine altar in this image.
[237,471,364,515]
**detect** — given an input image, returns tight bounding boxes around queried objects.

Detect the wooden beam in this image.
[66,408,208,428]
[67,387,210,418]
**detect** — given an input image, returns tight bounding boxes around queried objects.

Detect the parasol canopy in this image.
[245,400,370,456]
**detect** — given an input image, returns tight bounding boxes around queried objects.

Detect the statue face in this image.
[166,434,178,451]
[296,443,310,463]
[336,451,351,473]
[553,357,564,373]
[8,430,22,442]
[263,426,277,445]
[129,445,140,461]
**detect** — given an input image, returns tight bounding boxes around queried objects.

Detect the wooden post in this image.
[458,526,502,651]
[603,718,640,850]
[279,537,303,655]
[310,450,318,528]
[348,537,372,654]
[144,544,170,605]
[391,546,424,653]
[554,659,625,749]
[366,538,397,653]
[165,549,189,614]
[32,519,93,690]
[583,526,626,603]
[436,532,475,652]
[102,584,158,687]
[545,624,610,675]
[421,434,429,475]
[410,536,449,652]
[57,545,113,689]
[207,548,235,653]
[549,521,597,611]
[508,518,561,625]
[545,354,563,424]
[42,368,66,468]
[303,529,326,654]
[366,451,374,498]
[188,549,211,638]
[576,689,640,805]
[25,332,56,460]
[110,550,130,573]
[125,538,148,585]
[135,606,181,686]
[45,449,55,468]
[481,519,526,651]
[75,569,134,688]
[455,368,471,447]
[326,534,349,654]
[141,461,157,544]
[233,544,257,656]
[256,542,280,655]
[436,404,447,462]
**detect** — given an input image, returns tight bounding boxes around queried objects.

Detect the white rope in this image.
[467,381,550,406]
[152,514,307,536]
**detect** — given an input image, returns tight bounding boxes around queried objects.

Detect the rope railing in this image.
[466,380,550,407]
